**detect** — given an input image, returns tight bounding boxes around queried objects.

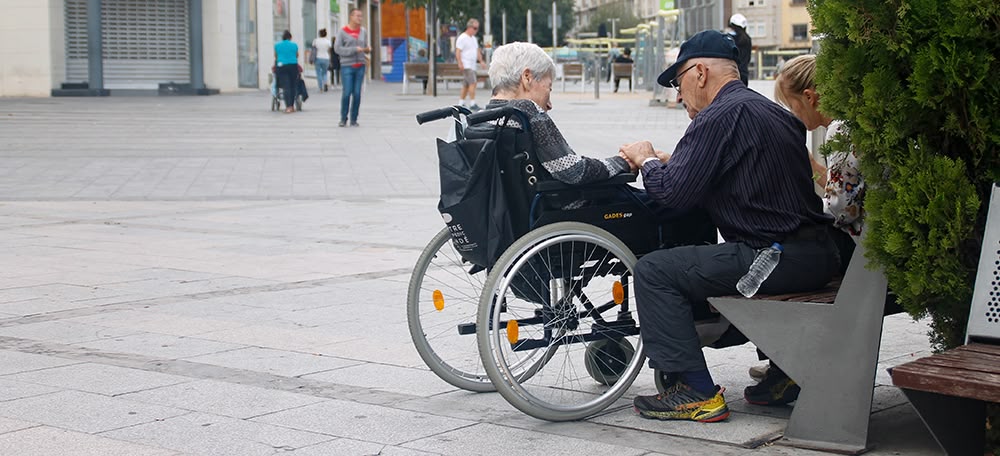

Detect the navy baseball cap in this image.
[657,30,739,87]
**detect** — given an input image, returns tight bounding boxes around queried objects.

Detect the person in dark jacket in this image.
[728,14,752,85]
[612,47,634,92]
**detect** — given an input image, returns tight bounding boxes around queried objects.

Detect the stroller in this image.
[269,64,309,112]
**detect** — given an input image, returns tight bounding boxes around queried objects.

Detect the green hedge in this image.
[810,0,1000,349]
[809,1,1000,451]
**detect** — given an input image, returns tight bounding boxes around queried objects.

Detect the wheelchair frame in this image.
[407,105,718,421]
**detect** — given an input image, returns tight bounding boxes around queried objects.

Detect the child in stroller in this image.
[270,64,309,112]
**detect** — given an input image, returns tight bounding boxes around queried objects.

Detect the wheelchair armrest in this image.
[533,173,637,192]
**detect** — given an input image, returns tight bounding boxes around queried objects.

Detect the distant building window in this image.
[748,22,766,38]
[792,24,809,41]
[747,0,765,6]
[791,0,806,4]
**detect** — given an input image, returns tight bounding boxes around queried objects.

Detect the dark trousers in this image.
[633,228,840,373]
[277,64,298,109]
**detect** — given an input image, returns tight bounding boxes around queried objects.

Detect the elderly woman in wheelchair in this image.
[407,42,720,422]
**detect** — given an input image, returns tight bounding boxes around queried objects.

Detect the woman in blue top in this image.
[274,30,299,113]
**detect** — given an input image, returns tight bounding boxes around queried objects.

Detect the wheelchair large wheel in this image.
[271,96,280,112]
[295,95,303,112]
[407,227,494,392]
[477,221,644,421]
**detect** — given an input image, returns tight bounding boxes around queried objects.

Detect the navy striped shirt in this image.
[641,80,833,248]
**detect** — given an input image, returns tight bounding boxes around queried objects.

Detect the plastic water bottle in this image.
[736,242,783,298]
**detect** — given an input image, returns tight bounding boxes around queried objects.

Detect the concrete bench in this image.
[561,63,585,93]
[612,63,633,92]
[890,183,1000,456]
[708,234,891,453]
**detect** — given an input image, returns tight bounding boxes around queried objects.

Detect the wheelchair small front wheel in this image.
[406,227,493,392]
[584,338,635,386]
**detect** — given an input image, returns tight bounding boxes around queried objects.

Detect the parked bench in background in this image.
[561,63,585,93]
[403,62,429,95]
[890,183,1000,456]
[612,63,633,92]
[708,232,893,454]
[402,62,488,94]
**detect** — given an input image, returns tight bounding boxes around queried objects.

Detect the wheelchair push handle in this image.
[466,106,523,126]
[415,105,472,125]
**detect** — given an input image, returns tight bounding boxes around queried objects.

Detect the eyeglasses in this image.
[669,64,697,91]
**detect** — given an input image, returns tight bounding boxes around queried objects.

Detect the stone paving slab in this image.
[100,411,333,456]
[254,398,474,445]
[181,346,363,378]
[3,362,191,396]
[0,377,61,402]
[119,379,325,419]
[0,349,80,375]
[0,389,188,434]
[0,426,181,456]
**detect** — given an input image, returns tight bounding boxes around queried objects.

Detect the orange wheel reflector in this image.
[507,320,519,345]
[432,290,445,311]
[612,281,624,305]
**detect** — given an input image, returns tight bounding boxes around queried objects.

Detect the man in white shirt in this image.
[455,19,484,111]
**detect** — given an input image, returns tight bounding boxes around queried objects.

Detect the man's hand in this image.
[619,141,657,167]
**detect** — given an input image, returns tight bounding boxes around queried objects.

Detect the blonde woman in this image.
[775,54,864,239]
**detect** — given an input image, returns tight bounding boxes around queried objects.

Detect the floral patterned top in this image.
[823,121,864,237]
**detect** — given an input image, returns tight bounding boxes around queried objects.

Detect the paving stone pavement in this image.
[0,80,943,455]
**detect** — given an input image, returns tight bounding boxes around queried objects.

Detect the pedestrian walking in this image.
[335,8,370,127]
[312,29,332,92]
[455,19,485,110]
[274,29,299,114]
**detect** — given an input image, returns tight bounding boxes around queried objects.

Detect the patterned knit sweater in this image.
[485,99,630,185]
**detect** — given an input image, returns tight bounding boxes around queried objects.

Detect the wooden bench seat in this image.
[735,281,841,304]
[561,63,585,93]
[892,343,1000,403]
[402,62,489,94]
[612,62,633,92]
[890,344,1000,455]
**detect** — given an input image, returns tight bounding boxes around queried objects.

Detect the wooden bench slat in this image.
[891,363,1000,403]
[957,343,1000,356]
[913,353,1000,376]
[717,279,842,304]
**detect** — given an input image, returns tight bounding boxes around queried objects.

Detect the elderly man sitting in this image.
[618,30,840,422]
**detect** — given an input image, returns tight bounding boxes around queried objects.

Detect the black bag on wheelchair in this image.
[436,135,513,269]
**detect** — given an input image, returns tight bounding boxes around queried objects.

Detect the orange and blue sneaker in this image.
[633,382,730,422]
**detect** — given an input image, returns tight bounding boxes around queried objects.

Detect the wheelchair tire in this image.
[406,227,494,392]
[584,337,635,386]
[295,95,303,112]
[477,221,645,421]
[271,96,279,112]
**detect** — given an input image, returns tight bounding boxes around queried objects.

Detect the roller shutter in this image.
[65,0,191,89]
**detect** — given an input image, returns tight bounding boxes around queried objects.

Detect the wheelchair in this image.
[269,68,304,112]
[407,105,718,421]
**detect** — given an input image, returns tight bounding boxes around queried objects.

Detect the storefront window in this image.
[237,0,258,87]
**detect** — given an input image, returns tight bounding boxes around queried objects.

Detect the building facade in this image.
[0,0,352,97]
